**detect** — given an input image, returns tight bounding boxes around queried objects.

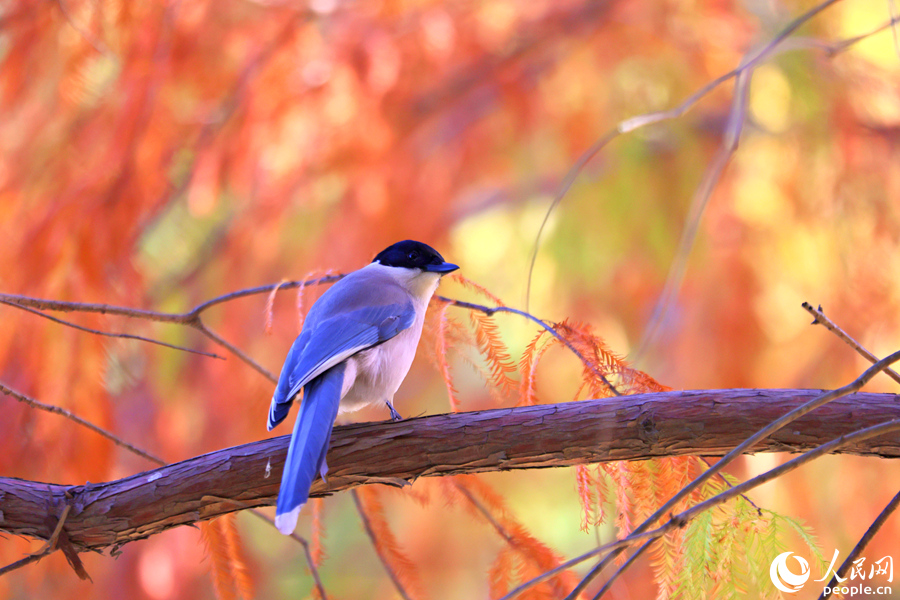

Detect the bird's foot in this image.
[387,403,403,422]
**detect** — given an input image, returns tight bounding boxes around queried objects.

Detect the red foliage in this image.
[2,0,899,597]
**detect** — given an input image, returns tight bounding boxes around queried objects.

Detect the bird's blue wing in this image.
[267,302,415,431]
[267,330,310,429]
[274,362,345,534]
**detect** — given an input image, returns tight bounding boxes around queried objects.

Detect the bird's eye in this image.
[407,251,419,261]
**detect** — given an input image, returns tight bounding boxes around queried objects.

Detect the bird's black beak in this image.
[426,261,459,274]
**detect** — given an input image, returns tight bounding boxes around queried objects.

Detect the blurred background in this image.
[1,0,900,597]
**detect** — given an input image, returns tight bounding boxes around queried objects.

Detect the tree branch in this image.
[2,389,899,557]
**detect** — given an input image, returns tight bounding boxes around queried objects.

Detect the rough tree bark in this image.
[2,388,899,556]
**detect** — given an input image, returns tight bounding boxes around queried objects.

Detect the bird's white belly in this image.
[338,321,423,414]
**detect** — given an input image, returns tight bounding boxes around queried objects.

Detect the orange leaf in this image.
[433,301,462,411]
[356,488,426,600]
[199,514,253,600]
[448,273,505,306]
[470,312,518,396]
[264,279,289,335]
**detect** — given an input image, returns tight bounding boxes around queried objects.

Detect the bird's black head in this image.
[373,240,459,273]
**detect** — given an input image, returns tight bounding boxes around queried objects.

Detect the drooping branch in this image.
[2,388,899,556]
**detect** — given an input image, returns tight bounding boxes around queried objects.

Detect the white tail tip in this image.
[275,506,303,535]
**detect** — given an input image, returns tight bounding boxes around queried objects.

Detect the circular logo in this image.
[770,551,810,593]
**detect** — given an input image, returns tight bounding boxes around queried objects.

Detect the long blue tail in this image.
[274,363,345,534]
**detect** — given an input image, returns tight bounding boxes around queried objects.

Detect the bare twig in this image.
[195,321,277,382]
[0,381,166,466]
[452,481,515,545]
[33,504,72,556]
[635,67,750,360]
[0,299,224,360]
[189,275,344,316]
[497,538,635,600]
[246,511,328,599]
[0,292,198,322]
[700,456,762,514]
[524,127,619,312]
[0,275,343,382]
[590,539,653,600]
[818,488,900,600]
[0,552,47,578]
[55,0,112,56]
[0,504,76,578]
[351,490,414,600]
[438,298,621,396]
[889,0,900,59]
[823,13,900,55]
[802,302,900,385]
[293,530,329,600]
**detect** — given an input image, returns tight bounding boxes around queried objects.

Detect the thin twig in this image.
[189,275,343,316]
[524,128,619,312]
[452,481,515,544]
[1,495,85,579]
[823,13,900,55]
[674,419,900,527]
[802,302,900,385]
[0,292,195,322]
[195,322,277,383]
[889,0,900,59]
[0,552,47,577]
[0,299,224,360]
[294,531,329,600]
[634,67,750,360]
[700,456,763,514]
[351,490,414,600]
[246,511,328,599]
[818,488,900,600]
[590,539,653,600]
[0,381,166,466]
[0,275,343,380]
[34,504,72,556]
[438,298,621,396]
[55,0,112,56]
[497,534,658,600]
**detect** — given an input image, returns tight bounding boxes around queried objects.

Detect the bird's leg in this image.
[386,401,403,421]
